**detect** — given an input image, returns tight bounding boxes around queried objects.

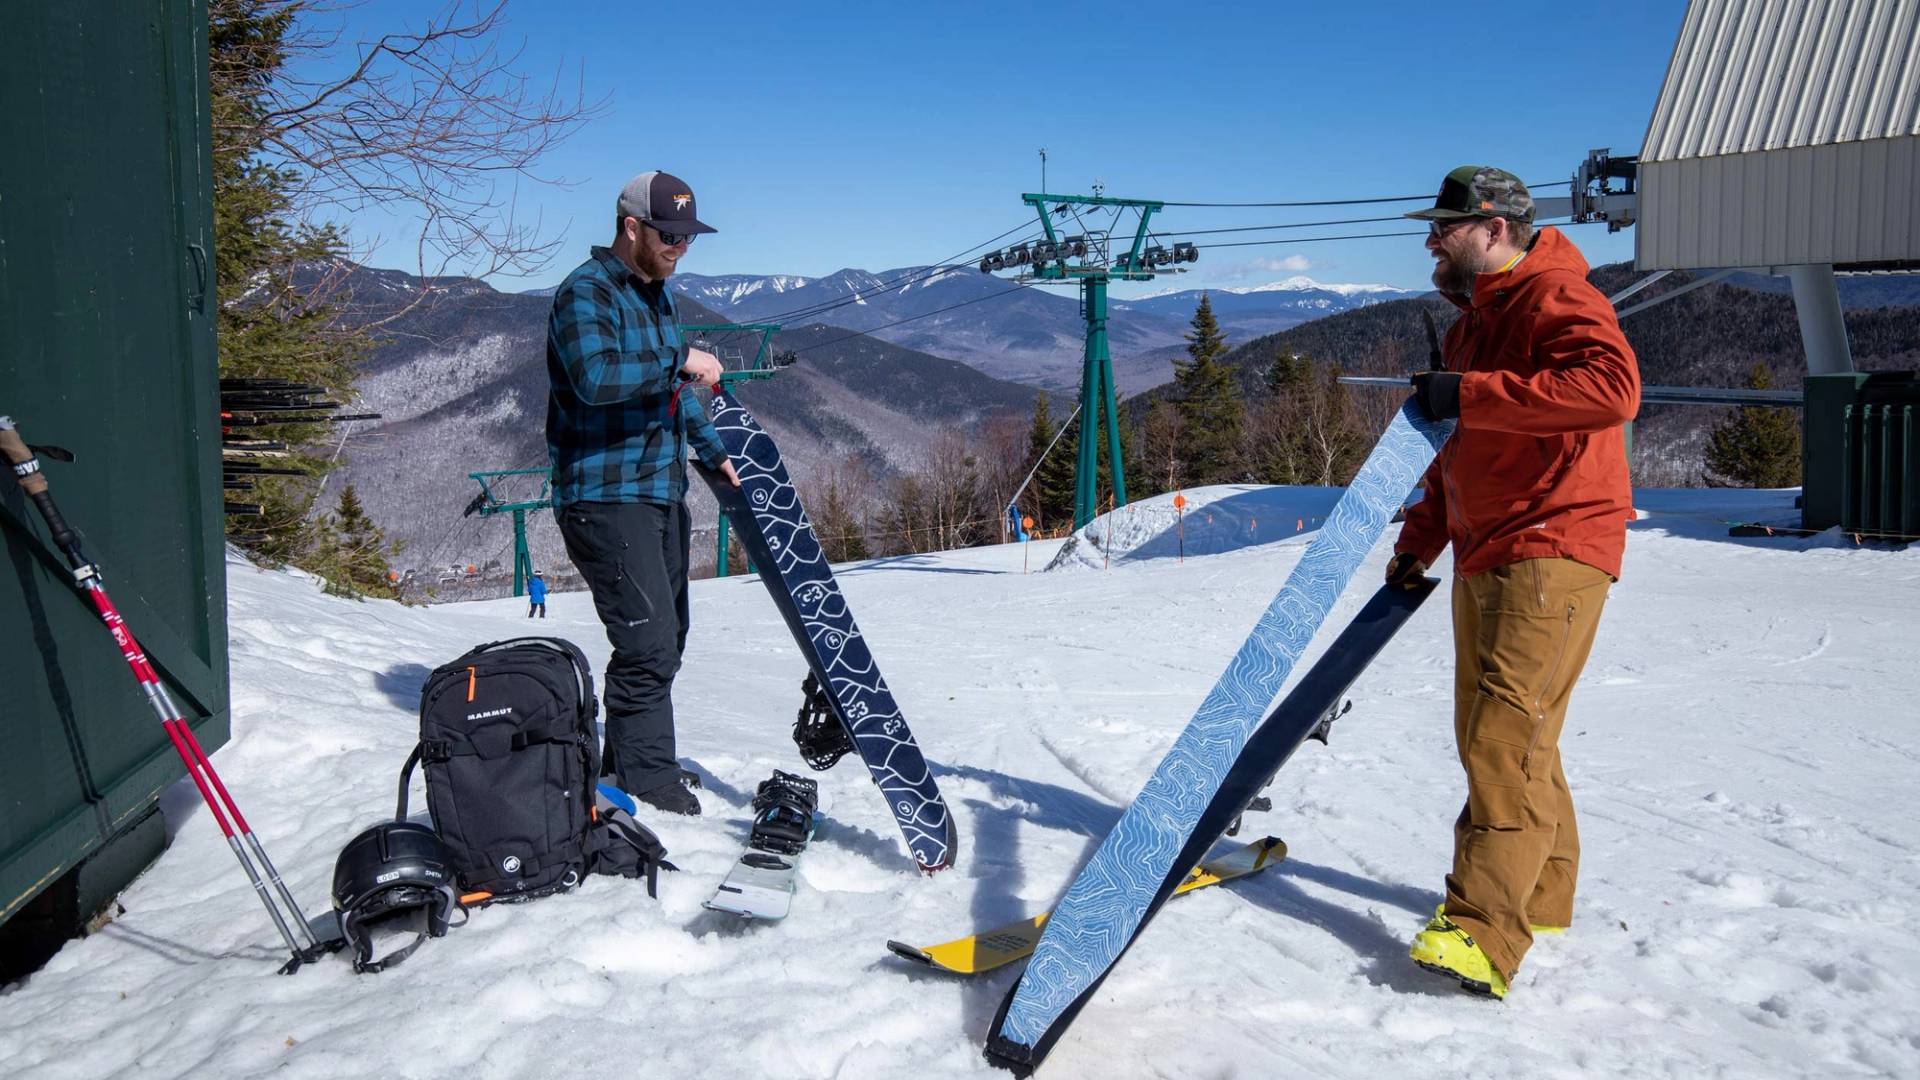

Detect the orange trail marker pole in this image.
[1022,516,1034,573]
[1173,493,1187,563]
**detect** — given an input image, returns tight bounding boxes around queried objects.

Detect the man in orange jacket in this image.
[1388,165,1640,999]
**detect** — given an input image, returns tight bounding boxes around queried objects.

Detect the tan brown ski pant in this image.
[1443,556,1613,980]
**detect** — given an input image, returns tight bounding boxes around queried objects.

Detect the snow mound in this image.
[1044,485,1347,571]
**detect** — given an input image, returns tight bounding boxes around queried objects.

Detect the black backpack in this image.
[398,637,672,901]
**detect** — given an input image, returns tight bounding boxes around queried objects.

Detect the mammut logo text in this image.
[467,706,513,721]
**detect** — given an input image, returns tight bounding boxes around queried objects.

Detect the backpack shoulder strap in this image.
[547,636,598,724]
[396,743,422,819]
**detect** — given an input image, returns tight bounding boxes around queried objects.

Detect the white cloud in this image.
[1250,255,1312,273]
[1213,255,1312,281]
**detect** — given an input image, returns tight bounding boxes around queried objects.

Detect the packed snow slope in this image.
[4,489,1917,1079]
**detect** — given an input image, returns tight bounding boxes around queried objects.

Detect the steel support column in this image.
[1787,264,1854,376]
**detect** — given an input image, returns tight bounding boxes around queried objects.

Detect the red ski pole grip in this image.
[0,416,50,496]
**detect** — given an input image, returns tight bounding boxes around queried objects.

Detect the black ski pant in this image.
[558,499,691,795]
[527,601,546,618]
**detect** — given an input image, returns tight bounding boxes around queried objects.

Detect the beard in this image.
[638,245,679,281]
[1430,246,1484,295]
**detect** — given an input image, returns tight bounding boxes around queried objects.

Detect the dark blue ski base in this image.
[986,578,1438,1073]
[695,389,956,872]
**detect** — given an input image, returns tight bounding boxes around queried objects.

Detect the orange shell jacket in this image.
[1395,227,1640,579]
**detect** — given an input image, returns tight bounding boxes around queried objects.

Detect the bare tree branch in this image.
[214,0,603,290]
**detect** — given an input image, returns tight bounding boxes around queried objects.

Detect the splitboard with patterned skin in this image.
[886,837,1285,975]
[694,389,956,873]
[986,399,1452,1072]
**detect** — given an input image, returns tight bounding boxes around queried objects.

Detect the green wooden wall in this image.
[0,0,227,927]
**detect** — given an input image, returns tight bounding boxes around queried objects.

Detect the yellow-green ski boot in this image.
[1410,905,1509,999]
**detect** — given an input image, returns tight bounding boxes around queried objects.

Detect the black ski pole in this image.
[1,415,333,972]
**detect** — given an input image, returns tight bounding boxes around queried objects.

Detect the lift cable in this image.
[1159,179,1571,208]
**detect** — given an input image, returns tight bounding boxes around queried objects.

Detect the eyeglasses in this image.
[1428,217,1486,238]
[650,224,695,247]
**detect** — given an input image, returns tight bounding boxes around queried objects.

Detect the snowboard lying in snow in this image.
[694,389,956,873]
[704,771,822,920]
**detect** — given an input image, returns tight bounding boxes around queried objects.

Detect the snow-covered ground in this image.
[4,488,1918,1079]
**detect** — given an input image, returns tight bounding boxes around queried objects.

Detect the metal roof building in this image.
[1637,0,1920,272]
[1634,0,1920,375]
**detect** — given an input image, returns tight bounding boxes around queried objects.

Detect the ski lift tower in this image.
[681,322,790,576]
[981,193,1198,528]
[461,468,554,597]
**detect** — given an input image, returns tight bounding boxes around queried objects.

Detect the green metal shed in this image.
[0,0,226,967]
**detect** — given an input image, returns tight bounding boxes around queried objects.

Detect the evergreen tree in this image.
[209,0,372,567]
[1264,350,1311,397]
[1024,390,1075,531]
[310,484,401,598]
[1174,294,1245,484]
[1704,363,1802,488]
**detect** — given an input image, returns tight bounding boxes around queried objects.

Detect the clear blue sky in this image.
[306,0,1687,296]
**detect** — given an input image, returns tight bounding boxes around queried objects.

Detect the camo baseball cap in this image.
[1404,165,1534,224]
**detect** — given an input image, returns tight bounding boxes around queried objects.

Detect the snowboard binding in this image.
[792,672,854,771]
[1226,698,1352,837]
[749,770,819,856]
[1307,699,1353,745]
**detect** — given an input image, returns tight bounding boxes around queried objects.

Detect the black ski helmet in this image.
[331,820,460,973]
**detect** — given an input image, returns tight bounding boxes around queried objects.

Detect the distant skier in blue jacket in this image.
[527,570,547,618]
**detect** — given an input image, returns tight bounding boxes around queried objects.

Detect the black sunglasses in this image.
[649,224,695,247]
[1427,217,1489,238]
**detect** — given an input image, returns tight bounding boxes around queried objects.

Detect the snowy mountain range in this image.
[673,267,1420,393]
[1115,276,1422,337]
[322,258,1416,582]
[1132,275,1410,300]
[320,261,1038,581]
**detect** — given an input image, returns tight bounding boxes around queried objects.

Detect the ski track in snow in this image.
[3,489,1918,1079]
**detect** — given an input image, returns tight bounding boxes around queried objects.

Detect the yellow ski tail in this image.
[886,837,1286,975]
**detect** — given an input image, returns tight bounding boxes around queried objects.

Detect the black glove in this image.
[1385,551,1428,589]
[1410,371,1462,421]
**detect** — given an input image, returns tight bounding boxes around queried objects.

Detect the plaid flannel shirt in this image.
[545,247,727,506]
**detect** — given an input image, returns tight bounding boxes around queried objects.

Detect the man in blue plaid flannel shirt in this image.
[547,170,739,817]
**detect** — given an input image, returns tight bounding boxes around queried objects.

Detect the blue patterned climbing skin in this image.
[706,391,955,871]
[994,399,1451,1052]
